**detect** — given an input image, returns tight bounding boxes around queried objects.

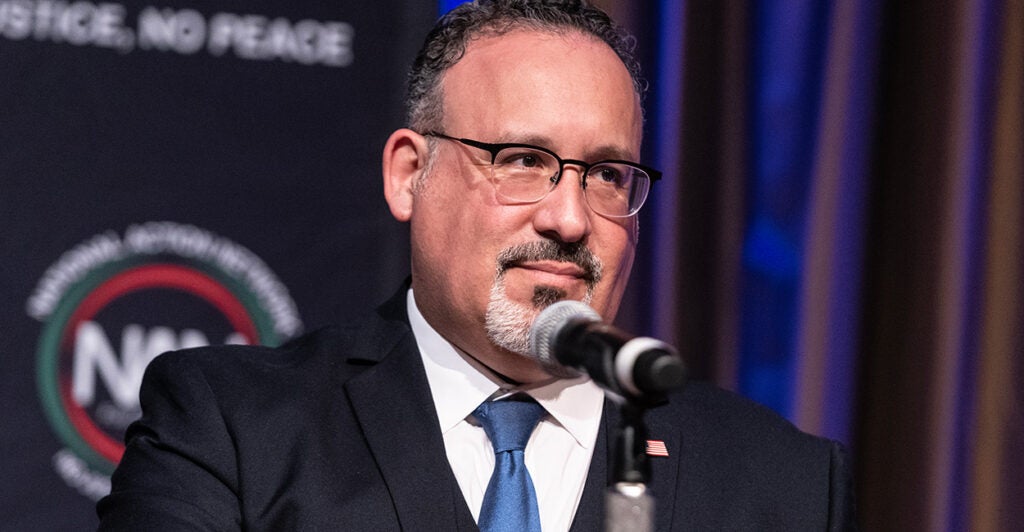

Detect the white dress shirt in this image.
[407,289,604,532]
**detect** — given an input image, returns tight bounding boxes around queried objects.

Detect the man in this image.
[99,1,856,530]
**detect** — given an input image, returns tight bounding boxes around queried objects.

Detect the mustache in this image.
[495,241,604,285]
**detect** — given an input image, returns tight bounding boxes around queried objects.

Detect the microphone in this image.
[530,300,687,401]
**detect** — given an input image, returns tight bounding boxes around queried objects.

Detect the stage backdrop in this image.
[0,1,435,528]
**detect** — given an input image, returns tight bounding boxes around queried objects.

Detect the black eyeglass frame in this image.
[421,131,662,217]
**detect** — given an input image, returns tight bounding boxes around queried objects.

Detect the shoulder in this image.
[142,303,414,403]
[671,380,823,441]
[648,382,855,527]
[659,380,830,447]
[653,380,843,482]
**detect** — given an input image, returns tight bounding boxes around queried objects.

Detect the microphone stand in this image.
[605,399,654,532]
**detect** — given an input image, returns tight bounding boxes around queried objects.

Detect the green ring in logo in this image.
[37,256,280,474]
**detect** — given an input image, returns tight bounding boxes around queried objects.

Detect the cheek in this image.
[592,220,638,308]
[415,193,518,286]
[600,219,638,269]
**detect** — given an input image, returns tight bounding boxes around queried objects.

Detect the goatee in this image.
[483,240,603,375]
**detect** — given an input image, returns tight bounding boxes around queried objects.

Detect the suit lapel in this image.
[647,414,682,531]
[569,398,612,531]
[571,398,682,531]
[345,326,476,530]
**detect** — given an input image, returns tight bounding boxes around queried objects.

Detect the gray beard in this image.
[482,240,604,376]
[483,275,595,378]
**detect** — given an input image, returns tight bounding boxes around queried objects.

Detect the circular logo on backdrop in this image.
[26,221,303,500]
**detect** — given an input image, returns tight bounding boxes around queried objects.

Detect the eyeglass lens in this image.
[491,146,650,217]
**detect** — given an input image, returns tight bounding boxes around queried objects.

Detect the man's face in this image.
[406,29,642,383]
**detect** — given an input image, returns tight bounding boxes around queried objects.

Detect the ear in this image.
[382,128,430,222]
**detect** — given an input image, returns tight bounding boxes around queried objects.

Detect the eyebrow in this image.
[496,133,637,162]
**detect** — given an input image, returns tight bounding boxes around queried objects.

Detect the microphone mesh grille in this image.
[529,300,601,365]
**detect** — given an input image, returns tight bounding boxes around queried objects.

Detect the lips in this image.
[515,260,590,281]
[495,241,604,287]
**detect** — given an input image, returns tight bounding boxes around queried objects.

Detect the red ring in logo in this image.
[57,263,258,463]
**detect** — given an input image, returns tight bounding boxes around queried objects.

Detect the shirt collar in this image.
[408,289,604,449]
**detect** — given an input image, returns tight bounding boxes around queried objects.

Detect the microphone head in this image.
[530,300,601,366]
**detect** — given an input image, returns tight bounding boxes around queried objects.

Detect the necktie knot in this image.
[473,396,547,453]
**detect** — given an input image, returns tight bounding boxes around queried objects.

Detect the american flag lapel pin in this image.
[646,439,669,457]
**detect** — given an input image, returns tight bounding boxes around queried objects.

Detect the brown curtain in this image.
[968,1,1024,529]
[858,0,1024,529]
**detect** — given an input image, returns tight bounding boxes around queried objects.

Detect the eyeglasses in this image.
[422,132,661,218]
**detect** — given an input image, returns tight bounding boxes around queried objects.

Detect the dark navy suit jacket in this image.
[98,289,856,530]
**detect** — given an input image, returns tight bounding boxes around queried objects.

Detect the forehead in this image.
[439,29,642,155]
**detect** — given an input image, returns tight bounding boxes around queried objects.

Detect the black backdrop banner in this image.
[0,1,436,527]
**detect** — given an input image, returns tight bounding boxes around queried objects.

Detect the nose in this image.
[531,166,592,243]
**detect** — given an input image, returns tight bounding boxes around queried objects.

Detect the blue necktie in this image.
[473,397,547,532]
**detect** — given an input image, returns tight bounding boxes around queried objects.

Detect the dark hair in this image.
[405,0,645,131]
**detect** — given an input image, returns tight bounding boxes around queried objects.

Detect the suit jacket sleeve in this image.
[97,352,243,531]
